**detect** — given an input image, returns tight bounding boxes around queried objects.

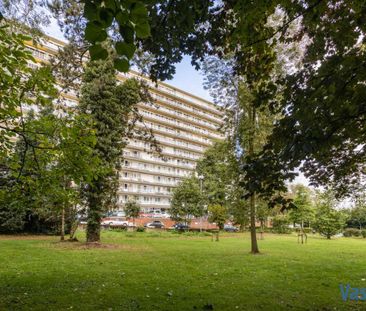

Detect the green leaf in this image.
[83,2,98,21]
[89,44,108,60]
[85,22,107,43]
[116,10,129,25]
[103,0,117,12]
[119,24,135,43]
[115,42,136,59]
[130,2,148,23]
[99,8,114,28]
[135,21,150,39]
[114,58,130,72]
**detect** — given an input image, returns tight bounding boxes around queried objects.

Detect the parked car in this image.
[101,218,129,227]
[144,221,165,229]
[174,223,190,231]
[224,224,239,232]
[160,211,171,219]
[152,210,162,218]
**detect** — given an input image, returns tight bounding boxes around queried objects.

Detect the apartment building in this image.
[25,35,225,213]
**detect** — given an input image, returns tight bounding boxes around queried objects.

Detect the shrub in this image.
[343,228,361,237]
[272,215,291,234]
[361,230,366,238]
[136,226,146,232]
[110,226,127,232]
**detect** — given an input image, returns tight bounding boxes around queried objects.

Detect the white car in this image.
[101,218,130,227]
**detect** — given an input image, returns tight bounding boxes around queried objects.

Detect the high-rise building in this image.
[25,35,224,213]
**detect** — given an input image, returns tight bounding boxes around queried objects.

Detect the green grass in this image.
[0,231,366,310]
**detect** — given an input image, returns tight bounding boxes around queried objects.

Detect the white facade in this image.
[26,36,224,212]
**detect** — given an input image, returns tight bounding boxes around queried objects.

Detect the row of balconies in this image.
[140,110,222,140]
[123,153,196,171]
[122,164,191,178]
[140,121,212,146]
[144,97,220,130]
[120,188,172,196]
[150,93,223,125]
[127,141,201,161]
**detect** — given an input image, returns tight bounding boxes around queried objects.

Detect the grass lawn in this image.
[0,231,366,311]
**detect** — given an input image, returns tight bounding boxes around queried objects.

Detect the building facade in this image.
[26,36,224,213]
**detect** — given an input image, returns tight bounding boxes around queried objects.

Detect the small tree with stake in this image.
[124,200,140,230]
[208,204,228,241]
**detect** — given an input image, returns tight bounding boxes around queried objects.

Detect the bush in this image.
[343,228,361,237]
[0,203,26,233]
[110,226,127,232]
[361,230,366,238]
[272,215,291,234]
[136,226,146,232]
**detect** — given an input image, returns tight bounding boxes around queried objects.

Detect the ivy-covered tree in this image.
[79,55,149,243]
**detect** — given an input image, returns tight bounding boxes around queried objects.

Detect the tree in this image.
[196,140,239,207]
[201,56,280,254]
[347,192,366,230]
[288,184,315,230]
[0,19,96,237]
[313,191,345,240]
[208,204,228,230]
[170,177,202,225]
[208,204,228,242]
[79,54,150,243]
[124,200,140,229]
[272,213,291,234]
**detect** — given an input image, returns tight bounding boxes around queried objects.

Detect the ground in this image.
[0,231,365,311]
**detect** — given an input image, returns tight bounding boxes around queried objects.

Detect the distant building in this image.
[26,35,224,213]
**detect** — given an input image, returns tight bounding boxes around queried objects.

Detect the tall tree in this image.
[201,56,279,254]
[79,55,149,242]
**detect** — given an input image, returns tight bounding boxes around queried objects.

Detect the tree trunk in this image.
[250,193,259,253]
[60,207,65,241]
[86,183,102,243]
[248,105,259,254]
